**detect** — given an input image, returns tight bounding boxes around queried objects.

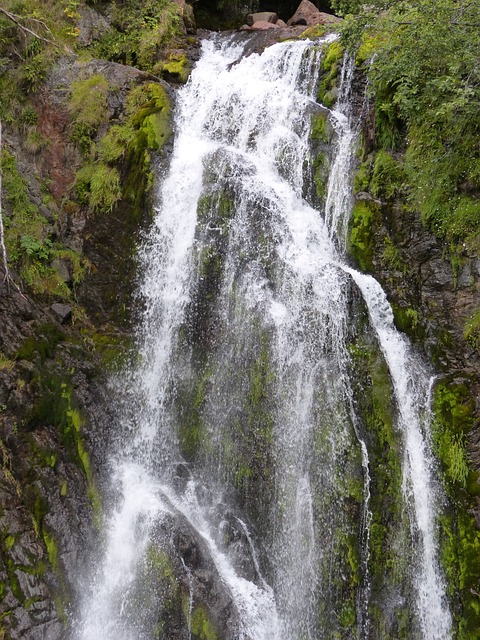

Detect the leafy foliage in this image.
[1,148,88,295]
[338,0,480,246]
[89,0,181,72]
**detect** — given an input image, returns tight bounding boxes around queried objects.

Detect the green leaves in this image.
[344,0,480,245]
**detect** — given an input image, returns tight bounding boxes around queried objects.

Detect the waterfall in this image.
[74,33,452,640]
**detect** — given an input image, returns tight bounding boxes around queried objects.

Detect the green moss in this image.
[464,311,480,353]
[17,324,64,362]
[76,162,122,213]
[339,600,356,628]
[353,161,371,194]
[432,379,476,492]
[28,374,102,525]
[299,24,329,39]
[69,74,109,153]
[74,81,171,218]
[313,152,329,200]
[4,534,15,551]
[370,150,404,200]
[190,604,217,640]
[85,331,131,370]
[122,83,172,218]
[146,546,176,586]
[318,41,343,105]
[322,89,338,109]
[440,512,480,639]
[381,236,406,273]
[178,368,211,460]
[347,199,378,272]
[323,41,343,71]
[356,33,379,66]
[310,112,329,143]
[348,334,407,612]
[43,530,59,572]
[391,304,423,340]
[160,53,190,84]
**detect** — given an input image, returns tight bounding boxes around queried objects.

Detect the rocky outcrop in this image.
[287,0,342,26]
[0,7,180,638]
[246,11,278,26]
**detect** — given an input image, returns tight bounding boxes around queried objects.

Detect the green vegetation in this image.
[0,0,175,297]
[89,0,181,72]
[161,52,190,84]
[28,372,101,525]
[74,81,171,216]
[334,0,480,248]
[432,378,480,637]
[1,149,88,296]
[310,112,330,144]
[348,332,409,631]
[347,199,378,272]
[190,604,217,640]
[370,150,404,201]
[464,311,480,353]
[317,40,343,106]
[432,380,476,494]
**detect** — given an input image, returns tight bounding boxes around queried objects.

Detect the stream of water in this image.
[74,33,451,640]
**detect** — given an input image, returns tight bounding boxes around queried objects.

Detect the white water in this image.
[74,33,451,640]
[345,268,452,639]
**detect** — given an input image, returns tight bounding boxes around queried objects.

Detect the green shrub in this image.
[370,150,404,200]
[75,162,121,213]
[69,74,109,135]
[464,311,480,353]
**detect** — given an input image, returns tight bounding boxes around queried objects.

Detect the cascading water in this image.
[74,32,452,640]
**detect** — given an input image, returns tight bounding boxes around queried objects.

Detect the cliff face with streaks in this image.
[0,2,479,638]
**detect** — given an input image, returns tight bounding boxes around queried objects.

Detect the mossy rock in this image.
[347,199,379,272]
[310,111,332,144]
[160,53,190,84]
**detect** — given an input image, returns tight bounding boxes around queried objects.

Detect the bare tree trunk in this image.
[0,120,13,292]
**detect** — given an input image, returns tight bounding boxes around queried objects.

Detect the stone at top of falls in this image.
[287,0,342,26]
[248,20,282,30]
[246,12,278,26]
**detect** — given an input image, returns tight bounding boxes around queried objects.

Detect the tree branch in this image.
[0,7,58,48]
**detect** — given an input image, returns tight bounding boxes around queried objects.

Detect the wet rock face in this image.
[120,491,268,640]
[0,282,114,639]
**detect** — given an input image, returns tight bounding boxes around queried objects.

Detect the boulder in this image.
[50,303,72,324]
[287,0,342,26]
[77,6,111,47]
[250,20,281,30]
[246,12,278,26]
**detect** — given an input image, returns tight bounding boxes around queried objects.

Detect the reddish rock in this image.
[277,19,287,27]
[246,11,278,26]
[250,20,281,30]
[287,0,342,26]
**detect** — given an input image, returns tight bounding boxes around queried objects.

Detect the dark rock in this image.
[51,258,71,284]
[77,6,111,47]
[50,303,72,324]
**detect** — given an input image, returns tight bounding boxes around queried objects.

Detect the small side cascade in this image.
[344,269,452,639]
[324,55,357,250]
